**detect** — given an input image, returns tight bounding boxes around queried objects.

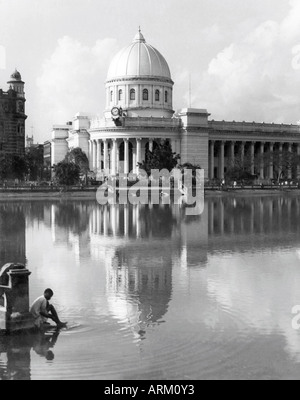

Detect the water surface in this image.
[0,195,300,380]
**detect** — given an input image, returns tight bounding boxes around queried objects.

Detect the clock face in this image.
[111,107,119,117]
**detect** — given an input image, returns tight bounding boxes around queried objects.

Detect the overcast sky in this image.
[0,0,300,143]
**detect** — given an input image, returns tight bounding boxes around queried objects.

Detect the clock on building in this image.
[111,107,120,118]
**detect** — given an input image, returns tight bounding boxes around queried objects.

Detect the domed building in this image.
[51,30,300,182]
[52,30,209,178]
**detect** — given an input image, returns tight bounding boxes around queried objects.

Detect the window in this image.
[155,90,160,101]
[118,89,123,101]
[143,89,149,101]
[110,91,113,102]
[130,89,135,100]
[165,91,168,103]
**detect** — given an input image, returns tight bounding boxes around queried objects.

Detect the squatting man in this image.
[30,288,67,330]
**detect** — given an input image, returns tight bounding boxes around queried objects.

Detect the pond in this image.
[0,195,300,380]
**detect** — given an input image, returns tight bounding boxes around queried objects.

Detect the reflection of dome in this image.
[9,69,22,81]
[107,30,172,82]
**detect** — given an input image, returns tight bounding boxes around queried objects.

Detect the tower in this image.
[0,70,27,156]
[7,69,25,98]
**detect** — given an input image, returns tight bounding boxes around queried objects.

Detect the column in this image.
[240,142,245,165]
[103,140,108,171]
[111,139,117,176]
[133,149,136,174]
[116,140,120,174]
[88,140,93,170]
[149,139,153,152]
[136,138,142,173]
[269,142,274,180]
[209,141,214,180]
[250,142,255,175]
[124,139,129,174]
[230,141,235,166]
[93,140,97,171]
[219,141,225,180]
[279,143,283,181]
[97,140,102,170]
[288,143,293,179]
[260,142,265,180]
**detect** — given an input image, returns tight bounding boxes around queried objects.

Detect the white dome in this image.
[107,30,172,82]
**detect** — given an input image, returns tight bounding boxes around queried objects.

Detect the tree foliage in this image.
[53,160,81,185]
[0,153,28,180]
[64,148,89,175]
[25,146,44,181]
[225,150,255,182]
[138,140,180,175]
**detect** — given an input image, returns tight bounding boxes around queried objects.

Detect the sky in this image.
[0,0,300,143]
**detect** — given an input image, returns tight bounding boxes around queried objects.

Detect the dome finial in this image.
[133,28,145,43]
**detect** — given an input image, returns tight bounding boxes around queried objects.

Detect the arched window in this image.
[143,89,149,101]
[118,89,123,101]
[165,90,168,103]
[155,90,160,101]
[110,91,113,102]
[130,89,136,100]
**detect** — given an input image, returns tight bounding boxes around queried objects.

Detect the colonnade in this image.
[88,137,181,176]
[209,140,300,181]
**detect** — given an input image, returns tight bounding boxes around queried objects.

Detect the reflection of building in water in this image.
[50,202,92,265]
[207,196,300,252]
[0,204,26,267]
[180,207,208,269]
[89,203,207,341]
[90,204,178,341]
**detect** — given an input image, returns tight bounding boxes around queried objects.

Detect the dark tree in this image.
[0,153,28,180]
[138,140,180,175]
[25,146,44,181]
[53,160,81,186]
[64,148,89,183]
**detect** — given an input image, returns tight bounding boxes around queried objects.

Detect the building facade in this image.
[0,70,27,156]
[50,31,300,181]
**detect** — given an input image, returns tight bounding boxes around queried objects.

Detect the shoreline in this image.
[0,188,299,201]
